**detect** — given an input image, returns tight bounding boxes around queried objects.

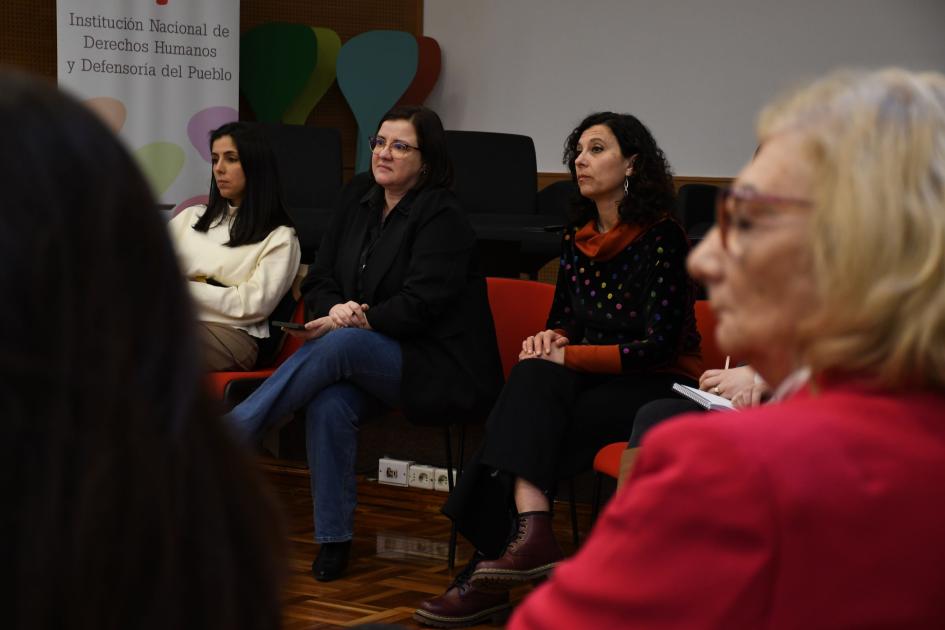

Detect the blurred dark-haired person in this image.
[511,68,945,629]
[415,112,701,628]
[0,70,284,630]
[169,121,301,371]
[227,105,503,582]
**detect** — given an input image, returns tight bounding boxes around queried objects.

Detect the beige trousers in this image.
[199,322,258,371]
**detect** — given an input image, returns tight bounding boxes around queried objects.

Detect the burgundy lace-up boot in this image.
[413,556,512,628]
[468,511,563,590]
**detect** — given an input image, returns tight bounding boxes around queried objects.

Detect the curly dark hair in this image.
[562,112,676,227]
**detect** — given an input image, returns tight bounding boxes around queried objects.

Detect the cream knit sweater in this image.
[168,204,301,339]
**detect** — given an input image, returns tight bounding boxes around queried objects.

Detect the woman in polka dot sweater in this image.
[416,112,702,629]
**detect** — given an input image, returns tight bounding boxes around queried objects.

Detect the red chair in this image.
[206,278,556,569]
[587,299,735,524]
[592,442,627,481]
[443,277,555,567]
[488,277,598,547]
[205,299,306,407]
[486,277,556,380]
[694,299,728,373]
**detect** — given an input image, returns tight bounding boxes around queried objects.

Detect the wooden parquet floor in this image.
[260,458,595,629]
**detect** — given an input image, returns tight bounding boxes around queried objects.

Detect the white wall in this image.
[424,0,945,176]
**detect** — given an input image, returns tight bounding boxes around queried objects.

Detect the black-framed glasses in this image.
[368,135,420,158]
[716,187,813,254]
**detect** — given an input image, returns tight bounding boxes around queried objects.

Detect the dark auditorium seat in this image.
[675,183,719,242]
[536,179,578,224]
[445,130,561,277]
[445,129,538,215]
[259,123,342,263]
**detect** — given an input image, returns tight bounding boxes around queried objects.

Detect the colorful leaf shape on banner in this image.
[188,106,239,162]
[337,31,418,172]
[397,36,441,106]
[171,194,210,218]
[240,23,317,122]
[283,26,341,124]
[83,97,127,133]
[135,142,186,196]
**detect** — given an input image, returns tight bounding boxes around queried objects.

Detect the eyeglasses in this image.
[368,135,420,159]
[716,187,812,255]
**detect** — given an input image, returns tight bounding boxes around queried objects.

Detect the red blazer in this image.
[510,382,945,629]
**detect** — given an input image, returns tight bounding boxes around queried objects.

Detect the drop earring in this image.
[623,175,630,196]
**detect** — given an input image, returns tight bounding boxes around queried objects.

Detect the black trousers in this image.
[443,359,695,557]
[628,398,704,447]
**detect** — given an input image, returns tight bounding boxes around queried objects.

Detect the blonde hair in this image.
[758,68,945,390]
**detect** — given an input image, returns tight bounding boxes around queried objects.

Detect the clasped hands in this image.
[519,329,568,365]
[283,301,371,341]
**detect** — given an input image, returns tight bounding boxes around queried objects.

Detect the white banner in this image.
[57,0,240,209]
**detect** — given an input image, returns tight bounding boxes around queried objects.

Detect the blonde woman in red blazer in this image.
[511,68,945,630]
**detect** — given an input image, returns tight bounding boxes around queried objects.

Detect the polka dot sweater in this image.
[550,217,702,377]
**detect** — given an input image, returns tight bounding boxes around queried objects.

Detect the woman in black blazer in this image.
[228,105,503,582]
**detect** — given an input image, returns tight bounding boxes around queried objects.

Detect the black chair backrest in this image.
[254,289,298,368]
[259,122,342,211]
[676,183,719,239]
[537,179,579,221]
[445,130,537,214]
[258,123,342,263]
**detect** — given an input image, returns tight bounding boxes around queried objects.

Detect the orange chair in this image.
[586,299,734,524]
[205,299,307,407]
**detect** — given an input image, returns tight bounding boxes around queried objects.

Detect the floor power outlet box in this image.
[407,464,436,490]
[378,458,413,486]
[434,467,457,492]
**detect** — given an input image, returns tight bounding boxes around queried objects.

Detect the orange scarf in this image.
[573,219,642,261]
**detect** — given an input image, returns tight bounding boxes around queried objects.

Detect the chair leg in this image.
[568,477,579,547]
[444,425,454,492]
[590,472,603,524]
[444,425,458,570]
[457,424,466,479]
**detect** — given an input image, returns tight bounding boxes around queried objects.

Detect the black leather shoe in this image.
[311,540,351,582]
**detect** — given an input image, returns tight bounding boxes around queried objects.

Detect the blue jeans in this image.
[227,327,402,542]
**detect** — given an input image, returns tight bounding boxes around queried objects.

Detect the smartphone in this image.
[271,320,305,330]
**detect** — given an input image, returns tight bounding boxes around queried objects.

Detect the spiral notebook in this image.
[672,383,736,411]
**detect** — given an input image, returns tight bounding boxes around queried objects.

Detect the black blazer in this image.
[302,175,503,423]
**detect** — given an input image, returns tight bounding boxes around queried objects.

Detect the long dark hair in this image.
[373,105,454,190]
[193,121,294,246]
[0,71,284,630]
[562,112,676,227]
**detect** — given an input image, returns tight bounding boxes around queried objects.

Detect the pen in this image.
[724,355,731,370]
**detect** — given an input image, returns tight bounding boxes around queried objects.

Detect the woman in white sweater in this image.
[169,122,301,371]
